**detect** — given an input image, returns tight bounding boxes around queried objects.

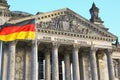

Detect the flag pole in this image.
[0,9,4,80]
[31,17,38,80]
[0,41,2,80]
[34,16,38,80]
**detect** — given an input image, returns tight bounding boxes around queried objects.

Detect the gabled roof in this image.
[36,8,117,41]
[7,8,117,42]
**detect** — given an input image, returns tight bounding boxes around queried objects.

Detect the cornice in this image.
[37,28,114,42]
[36,8,117,41]
[36,8,66,21]
[112,45,120,52]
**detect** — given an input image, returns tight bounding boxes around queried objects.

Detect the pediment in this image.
[36,8,117,40]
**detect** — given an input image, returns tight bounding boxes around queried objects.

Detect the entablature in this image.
[37,28,113,49]
[37,28,114,42]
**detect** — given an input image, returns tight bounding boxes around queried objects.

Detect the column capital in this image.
[9,41,17,45]
[104,49,113,56]
[32,40,39,46]
[91,46,98,52]
[73,44,80,49]
[52,42,60,48]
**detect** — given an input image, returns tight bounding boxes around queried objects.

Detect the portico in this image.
[1,34,116,80]
[1,1,120,80]
[32,38,114,80]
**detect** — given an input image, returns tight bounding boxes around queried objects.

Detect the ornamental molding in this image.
[38,29,113,42]
[36,8,117,41]
[52,42,60,48]
[37,15,93,35]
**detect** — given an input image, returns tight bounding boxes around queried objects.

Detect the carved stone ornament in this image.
[37,14,92,34]
[91,46,98,52]
[104,49,113,56]
[52,42,60,48]
[73,44,80,49]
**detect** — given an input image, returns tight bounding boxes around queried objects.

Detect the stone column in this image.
[64,52,71,80]
[45,50,51,80]
[79,52,86,80]
[7,41,16,80]
[96,53,100,80]
[118,59,120,80]
[25,47,31,80]
[2,44,8,80]
[52,43,59,80]
[105,49,114,80]
[90,47,98,80]
[72,44,80,80]
[31,40,38,80]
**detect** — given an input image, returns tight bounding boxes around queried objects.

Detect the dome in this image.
[11,11,33,16]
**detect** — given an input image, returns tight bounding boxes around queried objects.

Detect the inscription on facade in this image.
[43,36,51,41]
[40,36,88,45]
[54,38,74,43]
[77,40,87,45]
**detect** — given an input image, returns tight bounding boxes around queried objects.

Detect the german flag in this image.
[0,19,35,41]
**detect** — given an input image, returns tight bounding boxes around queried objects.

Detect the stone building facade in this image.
[0,0,120,80]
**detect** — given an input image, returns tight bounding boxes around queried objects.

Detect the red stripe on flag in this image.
[0,24,35,35]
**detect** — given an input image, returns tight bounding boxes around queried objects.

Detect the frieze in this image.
[36,10,114,42]
[37,15,92,34]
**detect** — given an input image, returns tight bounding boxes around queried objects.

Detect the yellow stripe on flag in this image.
[0,31,35,41]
